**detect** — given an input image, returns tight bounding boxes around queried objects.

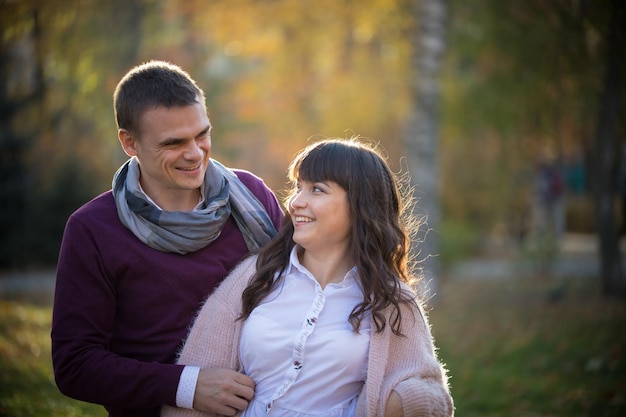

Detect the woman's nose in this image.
[289,193,306,210]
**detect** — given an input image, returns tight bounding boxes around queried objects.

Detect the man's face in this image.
[118,102,212,211]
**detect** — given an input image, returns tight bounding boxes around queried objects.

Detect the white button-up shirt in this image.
[240,248,371,416]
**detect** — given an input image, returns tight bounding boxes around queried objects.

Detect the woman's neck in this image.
[299,249,355,289]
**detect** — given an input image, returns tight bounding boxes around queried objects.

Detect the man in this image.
[51,61,284,417]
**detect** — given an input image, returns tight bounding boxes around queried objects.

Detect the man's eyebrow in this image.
[161,137,185,146]
[196,124,212,138]
[161,125,211,145]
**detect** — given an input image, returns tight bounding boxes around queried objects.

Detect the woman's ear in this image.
[118,129,137,157]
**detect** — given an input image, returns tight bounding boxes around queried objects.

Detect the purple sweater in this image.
[51,170,283,417]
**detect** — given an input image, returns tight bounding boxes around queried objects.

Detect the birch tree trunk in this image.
[404,0,447,303]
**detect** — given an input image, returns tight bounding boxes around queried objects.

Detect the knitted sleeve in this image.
[389,306,454,416]
[160,255,257,417]
[374,287,454,416]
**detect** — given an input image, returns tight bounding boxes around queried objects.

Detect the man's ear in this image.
[118,129,138,157]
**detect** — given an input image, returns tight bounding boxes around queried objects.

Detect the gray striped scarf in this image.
[112,157,277,254]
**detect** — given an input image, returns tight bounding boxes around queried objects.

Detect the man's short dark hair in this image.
[113,60,207,135]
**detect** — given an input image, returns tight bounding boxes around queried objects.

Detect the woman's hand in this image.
[384,390,403,417]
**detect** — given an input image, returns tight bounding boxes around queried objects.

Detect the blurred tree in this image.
[0,3,46,267]
[0,0,145,268]
[592,0,625,297]
[403,0,447,301]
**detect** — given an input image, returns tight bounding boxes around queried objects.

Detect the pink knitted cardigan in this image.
[161,256,454,417]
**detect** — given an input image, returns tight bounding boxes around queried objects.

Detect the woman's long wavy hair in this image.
[240,138,423,335]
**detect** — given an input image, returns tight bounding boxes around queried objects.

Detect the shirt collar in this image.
[287,246,359,287]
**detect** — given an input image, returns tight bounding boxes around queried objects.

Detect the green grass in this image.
[430,276,626,416]
[0,300,107,417]
[1,275,625,416]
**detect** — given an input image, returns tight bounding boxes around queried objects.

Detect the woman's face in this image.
[288,179,351,256]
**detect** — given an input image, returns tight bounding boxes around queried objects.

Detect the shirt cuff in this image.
[176,366,200,409]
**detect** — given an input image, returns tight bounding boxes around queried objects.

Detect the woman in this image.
[162,138,453,416]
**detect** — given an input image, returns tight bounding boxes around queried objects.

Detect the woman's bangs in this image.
[297,144,349,186]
